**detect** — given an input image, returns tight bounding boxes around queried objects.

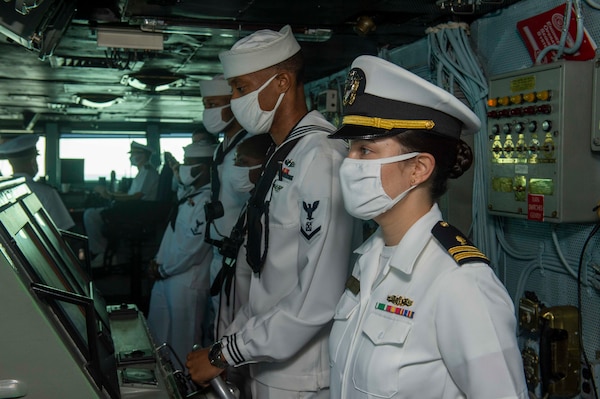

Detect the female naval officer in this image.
[327,55,528,399]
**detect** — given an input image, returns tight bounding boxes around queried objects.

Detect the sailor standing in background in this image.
[199,75,249,345]
[327,55,527,399]
[0,134,75,230]
[146,142,216,366]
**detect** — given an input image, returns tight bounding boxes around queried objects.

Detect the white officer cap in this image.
[183,142,217,159]
[219,25,301,79]
[0,134,39,159]
[129,141,153,154]
[199,75,232,97]
[329,55,481,140]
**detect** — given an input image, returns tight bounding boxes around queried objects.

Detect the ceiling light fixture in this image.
[436,0,504,14]
[295,28,333,42]
[140,18,331,42]
[121,71,186,92]
[73,94,124,109]
[96,27,164,50]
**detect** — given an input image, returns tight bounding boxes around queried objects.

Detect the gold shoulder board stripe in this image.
[448,245,480,255]
[453,252,490,263]
[431,221,491,266]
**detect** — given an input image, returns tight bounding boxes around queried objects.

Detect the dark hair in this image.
[274,50,305,84]
[396,130,473,200]
[237,133,273,161]
[192,129,218,145]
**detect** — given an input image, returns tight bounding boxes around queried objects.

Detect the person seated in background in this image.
[0,134,75,231]
[83,141,159,268]
[146,141,217,367]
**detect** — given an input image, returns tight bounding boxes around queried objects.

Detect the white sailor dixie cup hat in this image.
[219,25,301,79]
[329,55,481,140]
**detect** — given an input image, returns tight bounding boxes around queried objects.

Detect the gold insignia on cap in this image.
[343,115,435,131]
[343,69,362,106]
[387,294,413,307]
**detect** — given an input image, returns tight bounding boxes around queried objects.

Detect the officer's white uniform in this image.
[147,183,213,365]
[221,111,354,392]
[17,173,75,230]
[329,204,528,398]
[0,134,75,231]
[127,164,159,200]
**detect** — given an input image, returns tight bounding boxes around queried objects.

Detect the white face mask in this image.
[179,164,202,186]
[203,104,234,134]
[230,164,262,193]
[339,152,420,220]
[129,154,143,166]
[230,74,285,134]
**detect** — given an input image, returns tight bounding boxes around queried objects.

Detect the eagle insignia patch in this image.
[300,199,324,241]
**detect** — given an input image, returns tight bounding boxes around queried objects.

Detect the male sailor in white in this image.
[147,142,216,366]
[199,75,251,344]
[187,25,354,399]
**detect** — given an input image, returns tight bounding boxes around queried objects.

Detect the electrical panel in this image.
[316,89,339,113]
[487,60,600,223]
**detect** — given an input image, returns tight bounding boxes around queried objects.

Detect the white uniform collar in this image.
[353,203,443,275]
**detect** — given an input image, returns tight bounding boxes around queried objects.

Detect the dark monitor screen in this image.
[21,193,90,295]
[0,199,120,399]
[60,158,85,185]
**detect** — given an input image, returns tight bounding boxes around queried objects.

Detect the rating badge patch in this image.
[300,199,325,241]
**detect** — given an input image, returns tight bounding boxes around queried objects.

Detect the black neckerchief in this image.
[245,122,332,274]
[168,189,205,230]
[210,129,248,203]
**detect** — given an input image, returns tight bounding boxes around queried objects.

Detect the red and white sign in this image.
[517,3,597,65]
[527,194,544,222]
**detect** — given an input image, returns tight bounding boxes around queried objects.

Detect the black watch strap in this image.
[208,341,228,369]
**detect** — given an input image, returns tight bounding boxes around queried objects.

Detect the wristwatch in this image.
[208,341,228,369]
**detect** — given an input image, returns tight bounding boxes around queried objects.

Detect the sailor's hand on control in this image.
[186,347,224,387]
